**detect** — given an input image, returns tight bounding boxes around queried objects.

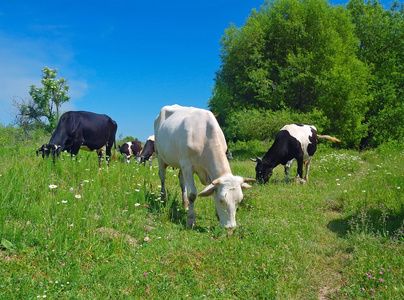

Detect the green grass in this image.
[0,141,403,299]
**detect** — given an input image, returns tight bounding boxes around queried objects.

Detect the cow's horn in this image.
[243,178,256,183]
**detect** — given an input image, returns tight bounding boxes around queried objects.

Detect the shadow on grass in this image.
[327,204,404,239]
[143,190,208,232]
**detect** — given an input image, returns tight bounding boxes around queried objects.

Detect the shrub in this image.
[224,108,330,142]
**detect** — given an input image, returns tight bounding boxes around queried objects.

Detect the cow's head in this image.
[198,175,255,228]
[135,154,145,164]
[119,144,131,163]
[36,144,51,158]
[37,144,61,160]
[250,156,273,184]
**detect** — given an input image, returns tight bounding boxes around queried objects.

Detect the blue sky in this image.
[0,0,392,142]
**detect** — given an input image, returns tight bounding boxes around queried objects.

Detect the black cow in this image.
[251,124,340,184]
[136,135,155,167]
[37,111,118,166]
[119,141,142,164]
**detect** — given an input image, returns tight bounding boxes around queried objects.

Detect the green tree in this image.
[347,0,404,147]
[210,0,371,147]
[14,67,70,132]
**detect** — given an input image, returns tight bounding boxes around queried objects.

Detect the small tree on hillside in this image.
[14,67,70,132]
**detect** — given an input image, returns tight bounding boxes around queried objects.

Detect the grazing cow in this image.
[136,135,155,167]
[154,105,255,228]
[36,111,117,166]
[119,141,142,164]
[251,124,340,184]
[226,149,233,160]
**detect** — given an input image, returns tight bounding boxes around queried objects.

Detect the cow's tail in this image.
[317,135,341,143]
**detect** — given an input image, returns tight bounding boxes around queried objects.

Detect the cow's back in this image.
[50,111,116,150]
[280,124,317,159]
[154,105,230,179]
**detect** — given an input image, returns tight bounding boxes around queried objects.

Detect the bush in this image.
[0,124,50,148]
[227,139,269,160]
[224,108,330,142]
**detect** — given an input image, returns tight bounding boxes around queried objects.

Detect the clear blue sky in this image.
[0,0,392,142]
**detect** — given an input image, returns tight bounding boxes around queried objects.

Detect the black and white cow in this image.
[119,141,142,164]
[136,135,155,167]
[36,111,118,166]
[251,124,340,184]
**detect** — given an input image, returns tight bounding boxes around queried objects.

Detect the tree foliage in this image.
[224,107,328,142]
[14,67,70,132]
[347,0,404,147]
[210,0,378,148]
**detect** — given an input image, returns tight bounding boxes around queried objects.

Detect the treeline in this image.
[209,0,404,148]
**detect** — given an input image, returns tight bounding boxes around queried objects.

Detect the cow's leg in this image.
[296,156,304,180]
[178,170,189,210]
[97,150,104,167]
[105,144,113,166]
[304,158,312,182]
[71,143,81,161]
[295,156,307,184]
[51,147,57,165]
[180,166,197,227]
[284,159,294,182]
[158,159,167,200]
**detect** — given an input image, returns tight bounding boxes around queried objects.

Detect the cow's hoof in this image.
[187,218,196,227]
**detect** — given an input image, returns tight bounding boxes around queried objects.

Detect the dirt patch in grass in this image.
[95,227,138,247]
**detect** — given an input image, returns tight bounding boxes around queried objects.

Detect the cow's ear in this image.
[212,179,221,185]
[198,184,217,197]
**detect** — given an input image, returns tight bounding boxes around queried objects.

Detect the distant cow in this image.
[119,141,142,164]
[226,149,233,160]
[136,135,155,167]
[154,105,255,228]
[251,124,340,184]
[36,111,117,166]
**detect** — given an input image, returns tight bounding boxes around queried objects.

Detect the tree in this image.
[209,0,371,147]
[14,67,70,132]
[347,0,404,147]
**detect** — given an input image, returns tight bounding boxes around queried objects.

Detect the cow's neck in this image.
[207,156,232,182]
[262,147,282,169]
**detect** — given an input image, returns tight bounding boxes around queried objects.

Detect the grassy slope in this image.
[0,143,403,299]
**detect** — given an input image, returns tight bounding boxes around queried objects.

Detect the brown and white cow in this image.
[251,124,340,184]
[154,105,255,228]
[119,141,142,164]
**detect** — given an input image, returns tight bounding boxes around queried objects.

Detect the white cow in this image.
[154,105,255,228]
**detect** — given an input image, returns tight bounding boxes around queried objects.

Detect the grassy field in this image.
[0,136,403,299]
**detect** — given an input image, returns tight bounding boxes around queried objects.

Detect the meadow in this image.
[0,135,403,299]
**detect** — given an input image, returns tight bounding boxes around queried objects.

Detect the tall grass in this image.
[0,137,403,299]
